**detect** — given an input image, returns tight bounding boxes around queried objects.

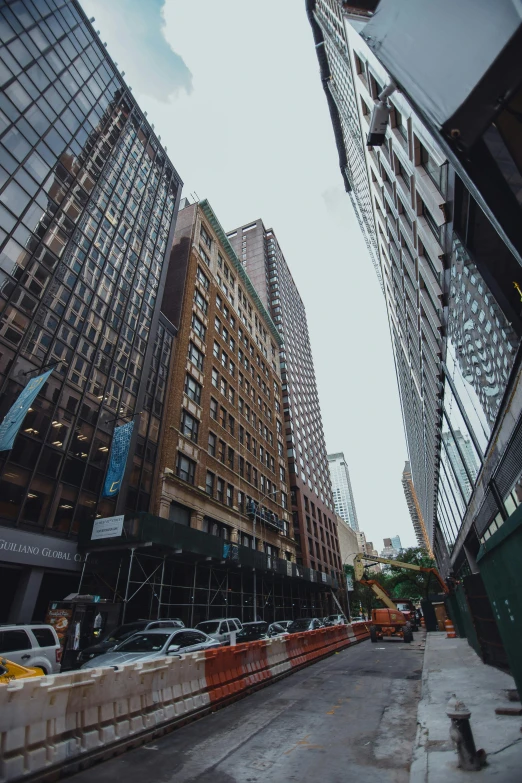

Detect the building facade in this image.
[226,219,344,592]
[308,1,522,584]
[133,199,339,623]
[402,461,433,555]
[335,513,359,566]
[328,451,359,531]
[0,0,182,623]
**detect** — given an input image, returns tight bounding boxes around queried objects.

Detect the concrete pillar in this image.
[8,567,45,623]
[191,511,205,531]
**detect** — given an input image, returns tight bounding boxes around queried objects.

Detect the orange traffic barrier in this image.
[445,619,456,638]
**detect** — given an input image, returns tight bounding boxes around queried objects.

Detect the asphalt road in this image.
[71,632,425,783]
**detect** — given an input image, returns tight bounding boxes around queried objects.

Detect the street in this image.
[69,634,425,783]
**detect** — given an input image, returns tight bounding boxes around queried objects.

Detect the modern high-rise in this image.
[0,0,182,623]
[402,461,433,555]
[328,451,359,531]
[308,1,522,585]
[226,219,344,600]
[390,535,401,551]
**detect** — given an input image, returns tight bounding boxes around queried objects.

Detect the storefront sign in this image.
[0,528,83,571]
[91,515,124,540]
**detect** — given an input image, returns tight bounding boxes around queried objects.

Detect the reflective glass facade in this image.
[0,0,181,538]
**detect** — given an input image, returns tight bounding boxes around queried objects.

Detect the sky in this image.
[82,0,414,549]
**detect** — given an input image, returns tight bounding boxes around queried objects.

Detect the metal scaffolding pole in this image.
[157,555,166,619]
[122,547,136,623]
[190,562,197,627]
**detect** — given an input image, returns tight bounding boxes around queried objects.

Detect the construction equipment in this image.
[353,553,448,643]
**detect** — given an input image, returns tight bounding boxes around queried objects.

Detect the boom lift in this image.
[353,553,448,643]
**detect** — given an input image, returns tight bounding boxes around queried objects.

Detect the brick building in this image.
[158,199,293,560]
[144,199,341,623]
[226,220,345,596]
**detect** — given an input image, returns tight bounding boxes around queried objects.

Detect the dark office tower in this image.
[0,0,182,622]
[227,221,344,602]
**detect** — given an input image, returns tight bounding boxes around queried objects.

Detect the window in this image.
[194,288,208,315]
[205,471,214,496]
[176,453,195,484]
[393,105,407,141]
[218,439,226,462]
[208,432,216,456]
[213,341,220,359]
[397,160,410,191]
[420,198,440,240]
[280,465,286,482]
[226,484,233,507]
[197,266,210,290]
[32,628,56,647]
[227,446,234,469]
[0,629,31,652]
[185,375,202,405]
[228,414,235,435]
[212,368,219,387]
[217,478,224,502]
[188,342,204,371]
[198,246,210,266]
[191,314,206,340]
[419,141,446,194]
[181,410,199,443]
[219,407,226,428]
[200,223,212,249]
[210,397,218,420]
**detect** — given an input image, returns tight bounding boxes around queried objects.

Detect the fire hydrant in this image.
[446,694,487,771]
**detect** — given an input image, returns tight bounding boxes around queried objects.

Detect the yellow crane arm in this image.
[361,579,398,611]
[353,553,448,593]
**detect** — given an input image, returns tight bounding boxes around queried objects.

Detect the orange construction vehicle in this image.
[353,553,448,643]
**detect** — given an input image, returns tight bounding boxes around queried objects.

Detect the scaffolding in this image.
[79,544,338,627]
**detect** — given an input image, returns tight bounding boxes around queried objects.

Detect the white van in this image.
[195,618,243,644]
[0,624,62,674]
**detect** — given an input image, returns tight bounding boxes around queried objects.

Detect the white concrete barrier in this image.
[0,625,369,782]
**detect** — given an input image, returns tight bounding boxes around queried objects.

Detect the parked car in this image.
[195,618,243,644]
[236,621,268,642]
[0,624,61,674]
[76,618,185,666]
[80,628,220,669]
[324,614,347,626]
[286,618,324,634]
[350,616,365,623]
[267,621,292,636]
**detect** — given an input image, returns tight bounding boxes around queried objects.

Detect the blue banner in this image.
[102,421,135,497]
[0,369,53,452]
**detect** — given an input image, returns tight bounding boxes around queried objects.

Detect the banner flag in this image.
[102,421,135,497]
[0,369,53,452]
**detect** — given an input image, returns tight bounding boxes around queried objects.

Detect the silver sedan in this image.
[80,628,221,669]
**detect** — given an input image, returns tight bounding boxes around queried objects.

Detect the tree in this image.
[346,548,439,614]
[382,548,437,600]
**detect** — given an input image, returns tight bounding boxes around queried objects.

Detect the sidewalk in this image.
[410,632,522,782]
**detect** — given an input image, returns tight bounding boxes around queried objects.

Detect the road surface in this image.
[71,633,425,783]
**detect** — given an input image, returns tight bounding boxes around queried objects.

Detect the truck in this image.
[353,553,448,643]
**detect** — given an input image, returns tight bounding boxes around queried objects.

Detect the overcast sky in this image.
[82,0,414,549]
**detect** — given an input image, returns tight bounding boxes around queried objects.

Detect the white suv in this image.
[195,618,243,644]
[0,624,61,674]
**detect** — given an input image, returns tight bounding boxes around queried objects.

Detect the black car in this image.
[235,621,268,643]
[287,618,324,634]
[76,619,185,666]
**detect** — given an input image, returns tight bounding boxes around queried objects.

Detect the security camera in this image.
[366,82,396,148]
[367,102,391,147]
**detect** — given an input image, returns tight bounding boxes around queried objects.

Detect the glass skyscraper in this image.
[327,452,359,532]
[0,0,182,622]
